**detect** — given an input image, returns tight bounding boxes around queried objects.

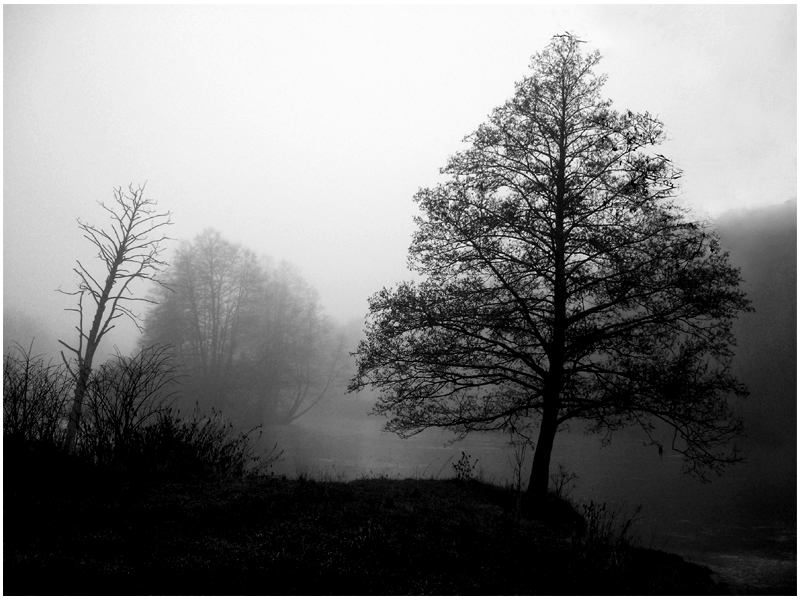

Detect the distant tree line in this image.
[143,228,346,428]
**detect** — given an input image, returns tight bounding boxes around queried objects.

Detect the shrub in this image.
[549,463,579,500]
[4,341,281,484]
[452,451,478,482]
[131,405,283,480]
[574,500,643,570]
[3,341,72,445]
[580,500,642,549]
[76,344,179,465]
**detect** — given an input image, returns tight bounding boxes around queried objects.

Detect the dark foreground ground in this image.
[5,467,727,596]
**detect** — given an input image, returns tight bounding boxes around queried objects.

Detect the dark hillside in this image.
[5,470,721,595]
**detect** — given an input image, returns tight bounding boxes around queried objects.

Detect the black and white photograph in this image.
[3,4,796,595]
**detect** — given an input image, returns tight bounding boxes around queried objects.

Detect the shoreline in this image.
[6,474,726,595]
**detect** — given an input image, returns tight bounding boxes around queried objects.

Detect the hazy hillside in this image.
[714,198,796,447]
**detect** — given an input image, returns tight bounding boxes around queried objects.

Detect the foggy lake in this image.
[264,396,796,593]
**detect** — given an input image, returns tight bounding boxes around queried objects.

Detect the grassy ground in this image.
[5,461,723,595]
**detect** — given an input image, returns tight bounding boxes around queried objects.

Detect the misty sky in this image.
[4,5,796,355]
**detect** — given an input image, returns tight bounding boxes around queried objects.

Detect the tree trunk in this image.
[64,258,119,452]
[64,365,88,451]
[64,342,99,452]
[527,403,559,499]
[525,92,568,500]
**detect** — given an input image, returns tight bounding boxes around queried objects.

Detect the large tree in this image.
[350,34,751,498]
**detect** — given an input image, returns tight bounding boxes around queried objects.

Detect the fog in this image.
[3,5,796,593]
[4,5,796,355]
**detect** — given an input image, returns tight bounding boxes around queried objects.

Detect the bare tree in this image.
[59,184,172,451]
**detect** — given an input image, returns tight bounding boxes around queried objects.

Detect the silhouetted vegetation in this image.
[2,340,722,594]
[3,342,279,483]
[351,32,752,498]
[58,184,173,452]
[6,194,794,593]
[5,471,722,595]
[3,16,793,597]
[4,341,73,446]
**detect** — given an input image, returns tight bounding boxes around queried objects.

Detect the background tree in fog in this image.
[59,184,172,451]
[350,34,752,498]
[145,229,262,410]
[145,229,344,426]
[245,261,345,424]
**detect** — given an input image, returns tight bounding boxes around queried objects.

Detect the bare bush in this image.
[3,342,72,444]
[550,464,579,500]
[576,500,644,569]
[452,451,478,482]
[77,344,179,464]
[136,405,283,480]
[4,340,281,482]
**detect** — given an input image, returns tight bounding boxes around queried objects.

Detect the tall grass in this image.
[573,499,644,570]
[579,500,643,549]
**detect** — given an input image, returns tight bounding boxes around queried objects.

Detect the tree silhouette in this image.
[59,184,172,451]
[350,34,752,498]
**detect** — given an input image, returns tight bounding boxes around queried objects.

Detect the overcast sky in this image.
[4,4,796,356]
